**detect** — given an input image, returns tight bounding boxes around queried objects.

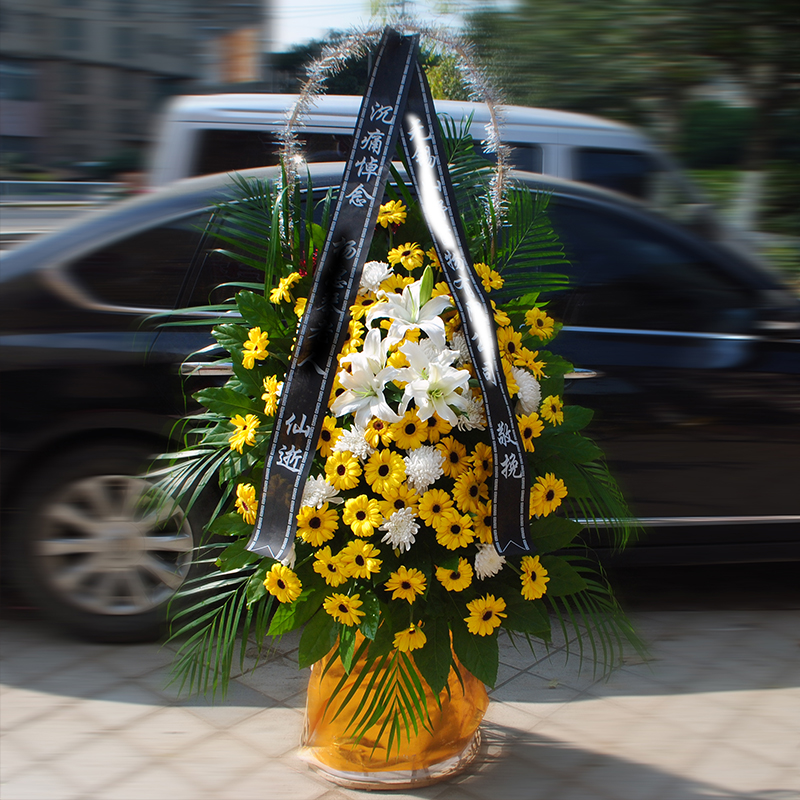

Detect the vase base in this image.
[300,728,482,791]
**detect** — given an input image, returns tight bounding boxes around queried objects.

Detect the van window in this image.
[575,148,660,200]
[477,143,542,173]
[194,130,355,177]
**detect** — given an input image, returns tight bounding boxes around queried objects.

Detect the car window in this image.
[575,148,661,200]
[545,200,752,333]
[69,212,212,309]
[193,130,354,177]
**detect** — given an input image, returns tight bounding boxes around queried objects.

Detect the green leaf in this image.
[540,555,589,597]
[298,609,338,668]
[236,290,280,329]
[216,539,260,572]
[503,593,551,638]
[357,590,381,641]
[529,515,584,553]
[213,323,248,353]
[207,512,253,539]
[193,387,262,418]
[268,586,324,636]
[560,406,594,433]
[419,265,434,306]
[412,616,452,695]
[245,561,270,605]
[339,624,357,672]
[451,617,499,687]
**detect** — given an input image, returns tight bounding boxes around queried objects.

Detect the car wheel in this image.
[8,441,204,642]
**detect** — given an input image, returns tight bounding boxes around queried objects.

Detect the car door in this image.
[538,195,800,556]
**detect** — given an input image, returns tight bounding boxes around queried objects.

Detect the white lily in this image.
[397,340,471,425]
[366,277,451,350]
[330,328,402,428]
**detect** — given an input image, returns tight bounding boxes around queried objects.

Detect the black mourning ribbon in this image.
[247,28,533,560]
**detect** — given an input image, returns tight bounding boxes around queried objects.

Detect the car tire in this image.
[7,440,208,643]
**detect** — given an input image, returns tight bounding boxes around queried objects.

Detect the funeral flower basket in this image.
[156,26,640,790]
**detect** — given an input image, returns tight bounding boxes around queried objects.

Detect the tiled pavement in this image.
[1,608,798,800]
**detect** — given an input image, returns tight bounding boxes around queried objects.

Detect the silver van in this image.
[149,93,708,230]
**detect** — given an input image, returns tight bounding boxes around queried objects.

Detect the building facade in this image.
[0,0,269,171]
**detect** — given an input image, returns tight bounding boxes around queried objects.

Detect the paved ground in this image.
[2,567,799,800]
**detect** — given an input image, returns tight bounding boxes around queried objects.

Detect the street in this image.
[1,563,798,800]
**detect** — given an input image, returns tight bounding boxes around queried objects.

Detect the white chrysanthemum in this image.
[450,331,471,366]
[456,393,487,431]
[379,507,419,553]
[333,424,375,460]
[513,367,542,415]
[301,475,343,508]
[404,445,445,493]
[474,543,505,580]
[280,543,297,569]
[360,260,392,293]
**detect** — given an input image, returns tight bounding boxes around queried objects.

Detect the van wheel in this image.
[8,441,204,643]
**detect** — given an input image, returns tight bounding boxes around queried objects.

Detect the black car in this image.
[2,164,798,641]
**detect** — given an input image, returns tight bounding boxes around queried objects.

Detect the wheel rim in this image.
[35,475,194,616]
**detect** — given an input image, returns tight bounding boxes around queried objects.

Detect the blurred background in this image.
[0,0,797,284]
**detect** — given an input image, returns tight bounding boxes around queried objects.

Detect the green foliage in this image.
[679,101,755,168]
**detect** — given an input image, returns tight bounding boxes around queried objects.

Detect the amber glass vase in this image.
[300,644,488,789]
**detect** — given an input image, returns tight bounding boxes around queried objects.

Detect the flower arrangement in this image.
[159,129,639,753]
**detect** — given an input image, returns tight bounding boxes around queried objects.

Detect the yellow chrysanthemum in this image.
[436,436,469,479]
[435,558,473,592]
[391,409,427,450]
[385,566,427,603]
[432,280,449,298]
[388,241,424,272]
[316,416,342,458]
[380,273,415,294]
[364,449,405,496]
[435,509,475,550]
[525,307,555,341]
[234,483,258,525]
[386,349,410,370]
[452,471,489,514]
[242,327,270,369]
[313,546,349,588]
[497,326,523,364]
[263,563,302,604]
[515,347,546,378]
[474,500,493,544]
[329,373,345,407]
[491,301,510,327]
[520,555,550,600]
[339,539,382,579]
[422,412,452,444]
[426,247,441,268]
[471,442,493,482]
[261,375,282,416]
[323,593,365,626]
[228,413,259,453]
[350,292,377,320]
[342,494,383,538]
[418,488,454,528]
[540,395,564,425]
[269,271,301,304]
[377,199,407,228]
[529,473,568,518]
[474,262,504,292]
[325,451,362,491]
[517,411,544,453]
[393,623,427,652]
[465,594,507,636]
[364,417,395,448]
[296,503,339,547]
[379,484,419,519]
[502,360,519,396]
